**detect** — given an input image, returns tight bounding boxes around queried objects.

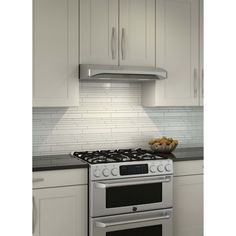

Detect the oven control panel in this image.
[90,160,173,180]
[120,164,148,176]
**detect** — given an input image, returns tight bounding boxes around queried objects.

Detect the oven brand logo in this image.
[132,206,138,212]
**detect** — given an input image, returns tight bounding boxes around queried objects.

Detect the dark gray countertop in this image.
[155,147,203,162]
[33,147,203,171]
[33,154,88,172]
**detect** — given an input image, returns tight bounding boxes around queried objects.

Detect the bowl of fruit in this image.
[148,136,178,153]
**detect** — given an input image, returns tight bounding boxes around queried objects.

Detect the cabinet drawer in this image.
[33,169,87,189]
[174,160,203,176]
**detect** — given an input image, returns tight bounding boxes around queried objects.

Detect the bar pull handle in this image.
[111,27,116,60]
[121,28,125,60]
[202,68,204,97]
[194,68,198,98]
[95,214,171,228]
[32,196,36,234]
[33,178,44,183]
[95,176,171,189]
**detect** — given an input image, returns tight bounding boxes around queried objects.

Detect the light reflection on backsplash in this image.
[33,82,203,156]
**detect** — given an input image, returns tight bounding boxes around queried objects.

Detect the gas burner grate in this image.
[72,149,165,164]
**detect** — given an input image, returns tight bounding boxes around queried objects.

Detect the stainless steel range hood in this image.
[79,64,167,82]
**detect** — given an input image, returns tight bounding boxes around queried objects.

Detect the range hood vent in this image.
[79,64,167,82]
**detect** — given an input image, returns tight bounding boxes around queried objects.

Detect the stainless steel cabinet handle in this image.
[33,178,44,183]
[194,68,198,98]
[111,27,116,60]
[95,214,171,228]
[95,176,171,189]
[32,196,36,234]
[121,28,125,60]
[202,68,204,97]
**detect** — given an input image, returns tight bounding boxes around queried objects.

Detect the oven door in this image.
[91,208,172,236]
[90,175,172,217]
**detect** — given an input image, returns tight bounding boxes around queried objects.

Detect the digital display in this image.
[120,164,148,175]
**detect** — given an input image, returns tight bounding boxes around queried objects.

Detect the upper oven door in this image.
[91,208,172,236]
[90,175,173,217]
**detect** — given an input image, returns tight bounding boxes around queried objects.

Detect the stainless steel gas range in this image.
[72,149,173,236]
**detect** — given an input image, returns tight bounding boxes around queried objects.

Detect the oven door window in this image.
[106,225,162,236]
[106,183,162,208]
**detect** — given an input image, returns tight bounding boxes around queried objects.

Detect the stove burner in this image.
[73,149,165,164]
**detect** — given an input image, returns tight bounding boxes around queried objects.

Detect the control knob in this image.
[165,164,172,172]
[157,164,164,172]
[103,168,110,177]
[111,168,118,176]
[94,169,101,178]
[150,165,157,173]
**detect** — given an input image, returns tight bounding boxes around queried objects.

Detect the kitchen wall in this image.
[33,82,203,156]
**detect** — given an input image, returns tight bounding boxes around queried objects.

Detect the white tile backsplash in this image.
[33,82,203,156]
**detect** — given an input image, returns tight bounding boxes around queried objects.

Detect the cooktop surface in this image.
[72,149,165,164]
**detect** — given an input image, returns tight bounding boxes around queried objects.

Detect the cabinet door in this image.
[173,175,203,236]
[153,0,200,106]
[119,0,156,66]
[80,0,119,65]
[33,185,87,236]
[33,0,79,107]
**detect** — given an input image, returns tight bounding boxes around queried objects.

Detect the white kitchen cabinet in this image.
[80,0,118,65]
[32,169,87,236]
[119,0,155,66]
[33,185,87,236]
[33,0,79,107]
[173,160,203,236]
[142,0,202,106]
[173,175,203,236]
[80,0,155,67]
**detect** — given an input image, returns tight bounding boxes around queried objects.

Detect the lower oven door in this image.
[91,175,172,217]
[91,208,172,236]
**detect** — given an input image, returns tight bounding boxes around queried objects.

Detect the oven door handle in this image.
[94,176,171,189]
[95,214,171,228]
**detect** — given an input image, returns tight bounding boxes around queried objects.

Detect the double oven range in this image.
[72,149,173,236]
